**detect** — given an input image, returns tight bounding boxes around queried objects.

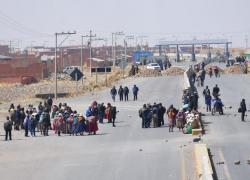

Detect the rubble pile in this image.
[137,69,162,77]
[224,65,245,74]
[0,68,132,103]
[162,66,185,76]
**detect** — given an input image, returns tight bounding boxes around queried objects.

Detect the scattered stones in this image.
[247,159,250,165]
[137,69,162,77]
[216,161,225,165]
[162,66,185,76]
[165,140,168,142]
[139,149,143,152]
[193,137,201,142]
[234,160,241,165]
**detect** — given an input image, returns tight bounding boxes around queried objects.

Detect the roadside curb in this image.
[194,143,214,180]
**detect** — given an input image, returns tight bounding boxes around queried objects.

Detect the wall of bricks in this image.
[0,59,45,83]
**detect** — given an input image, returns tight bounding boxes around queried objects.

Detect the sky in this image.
[0,0,250,48]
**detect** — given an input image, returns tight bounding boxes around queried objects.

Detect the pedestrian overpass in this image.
[156,39,232,62]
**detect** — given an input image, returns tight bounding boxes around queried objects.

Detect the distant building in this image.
[0,45,9,55]
[0,55,46,83]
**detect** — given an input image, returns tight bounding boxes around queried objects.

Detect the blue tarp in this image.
[133,51,153,63]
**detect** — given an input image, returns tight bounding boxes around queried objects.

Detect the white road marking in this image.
[218,148,232,180]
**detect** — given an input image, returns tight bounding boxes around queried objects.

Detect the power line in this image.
[0,9,51,37]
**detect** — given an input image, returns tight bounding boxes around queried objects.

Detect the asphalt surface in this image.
[197,74,250,180]
[0,76,195,180]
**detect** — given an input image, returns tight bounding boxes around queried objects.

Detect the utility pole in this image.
[81,36,84,85]
[123,40,127,78]
[9,40,12,54]
[137,35,147,50]
[245,35,248,50]
[82,30,96,77]
[111,31,124,67]
[54,31,76,100]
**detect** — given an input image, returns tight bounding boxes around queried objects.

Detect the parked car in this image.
[146,63,161,70]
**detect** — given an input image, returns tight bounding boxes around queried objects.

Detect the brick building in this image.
[0,55,45,83]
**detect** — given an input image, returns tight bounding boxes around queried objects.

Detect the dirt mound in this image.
[224,65,245,74]
[137,69,162,77]
[162,66,185,76]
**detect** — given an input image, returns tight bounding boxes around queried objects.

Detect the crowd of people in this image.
[110,84,139,102]
[138,102,199,133]
[208,66,220,78]
[196,61,247,121]
[3,97,119,141]
[139,103,166,129]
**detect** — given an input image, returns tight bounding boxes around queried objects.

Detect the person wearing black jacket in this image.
[118,86,124,101]
[124,86,129,101]
[110,86,117,102]
[4,116,13,141]
[132,85,139,101]
[212,84,220,97]
[158,103,166,126]
[240,99,247,121]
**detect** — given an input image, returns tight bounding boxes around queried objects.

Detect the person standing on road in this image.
[191,72,196,84]
[118,86,124,101]
[214,67,219,77]
[139,104,148,128]
[132,85,139,101]
[240,99,247,121]
[200,69,206,87]
[30,113,37,137]
[158,103,166,126]
[110,106,117,127]
[212,84,220,97]
[23,112,31,137]
[205,93,212,112]
[4,116,13,141]
[106,103,112,123]
[124,86,129,101]
[167,109,175,132]
[47,96,53,112]
[97,103,106,123]
[42,108,51,136]
[110,86,117,102]
[193,92,199,111]
[203,86,210,97]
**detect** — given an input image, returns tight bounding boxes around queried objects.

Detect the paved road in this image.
[197,74,250,180]
[0,76,195,180]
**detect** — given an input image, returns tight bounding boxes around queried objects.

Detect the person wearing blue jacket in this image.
[205,94,212,112]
